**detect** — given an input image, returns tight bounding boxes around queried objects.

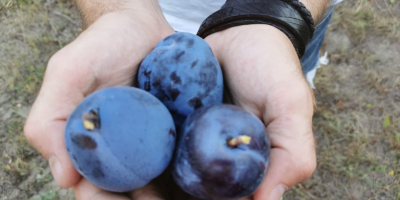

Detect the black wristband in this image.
[197,0,315,58]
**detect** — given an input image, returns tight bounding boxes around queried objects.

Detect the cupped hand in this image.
[204,24,317,200]
[24,10,316,199]
[23,9,175,200]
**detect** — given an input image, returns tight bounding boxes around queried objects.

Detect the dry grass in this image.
[1,0,79,199]
[331,0,400,41]
[284,0,400,199]
[0,0,399,199]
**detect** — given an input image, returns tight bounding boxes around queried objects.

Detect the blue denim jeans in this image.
[300,7,334,75]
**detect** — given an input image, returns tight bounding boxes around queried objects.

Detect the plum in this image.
[172,104,271,200]
[65,86,176,192]
[137,32,223,129]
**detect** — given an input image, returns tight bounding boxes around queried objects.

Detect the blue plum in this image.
[137,32,223,129]
[65,86,176,192]
[172,104,271,200]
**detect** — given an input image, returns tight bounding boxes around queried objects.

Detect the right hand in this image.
[23,8,175,199]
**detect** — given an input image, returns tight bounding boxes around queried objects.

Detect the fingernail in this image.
[49,156,63,185]
[268,184,287,200]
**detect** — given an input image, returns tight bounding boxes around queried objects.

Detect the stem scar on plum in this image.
[227,135,252,148]
[82,109,100,131]
[169,128,176,137]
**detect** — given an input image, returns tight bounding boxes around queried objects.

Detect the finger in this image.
[254,81,316,200]
[23,49,95,188]
[187,196,252,200]
[185,194,253,200]
[73,178,130,200]
[24,12,164,189]
[129,184,165,200]
[23,19,121,188]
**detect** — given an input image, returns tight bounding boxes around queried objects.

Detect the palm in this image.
[137,25,316,200]
[205,25,316,200]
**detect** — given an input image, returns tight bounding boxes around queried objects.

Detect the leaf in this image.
[383,115,391,129]
[390,0,395,4]
[395,134,399,141]
[388,170,394,176]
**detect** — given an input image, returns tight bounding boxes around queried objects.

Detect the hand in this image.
[204,24,317,200]
[23,9,175,199]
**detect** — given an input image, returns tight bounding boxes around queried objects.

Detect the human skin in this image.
[24,0,330,199]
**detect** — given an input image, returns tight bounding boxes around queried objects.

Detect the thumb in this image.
[130,184,165,200]
[253,81,316,200]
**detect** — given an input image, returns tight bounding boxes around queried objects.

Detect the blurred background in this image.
[0,0,399,199]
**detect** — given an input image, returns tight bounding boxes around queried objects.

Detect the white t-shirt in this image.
[159,0,343,34]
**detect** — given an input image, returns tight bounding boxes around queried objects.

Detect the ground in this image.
[0,0,399,199]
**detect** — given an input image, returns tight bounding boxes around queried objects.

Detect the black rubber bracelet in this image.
[197,0,315,58]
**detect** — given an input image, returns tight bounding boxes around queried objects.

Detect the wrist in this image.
[197,0,316,58]
[83,9,174,45]
[298,0,331,24]
[76,0,171,31]
[206,24,300,72]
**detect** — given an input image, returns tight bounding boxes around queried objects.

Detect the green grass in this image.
[9,65,45,95]
[0,120,33,176]
[40,190,57,200]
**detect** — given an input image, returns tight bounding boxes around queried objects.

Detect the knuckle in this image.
[47,47,82,75]
[292,133,317,181]
[47,48,90,80]
[23,119,38,144]
[47,50,69,72]
[297,154,317,180]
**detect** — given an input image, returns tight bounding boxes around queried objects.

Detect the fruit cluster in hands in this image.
[65,32,271,199]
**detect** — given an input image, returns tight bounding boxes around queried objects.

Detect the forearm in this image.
[75,0,166,28]
[299,0,331,25]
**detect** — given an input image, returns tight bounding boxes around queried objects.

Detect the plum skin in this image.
[172,104,271,200]
[65,86,176,192]
[137,32,223,129]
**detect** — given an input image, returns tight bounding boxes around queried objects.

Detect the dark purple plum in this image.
[172,104,271,200]
[137,32,223,129]
[65,86,176,192]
